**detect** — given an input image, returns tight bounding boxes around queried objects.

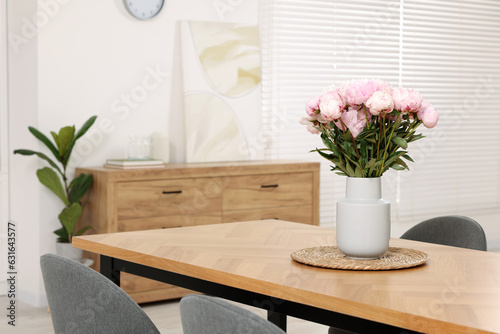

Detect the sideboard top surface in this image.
[76,160,320,182]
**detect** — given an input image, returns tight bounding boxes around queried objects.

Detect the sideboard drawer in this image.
[223,173,312,210]
[118,212,222,232]
[222,205,313,225]
[116,178,222,219]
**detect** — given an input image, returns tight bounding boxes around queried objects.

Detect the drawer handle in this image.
[162,190,182,194]
[261,184,279,188]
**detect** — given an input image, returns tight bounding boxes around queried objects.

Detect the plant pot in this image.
[55,241,83,260]
[336,177,391,259]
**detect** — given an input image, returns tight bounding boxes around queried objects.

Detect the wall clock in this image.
[123,0,164,20]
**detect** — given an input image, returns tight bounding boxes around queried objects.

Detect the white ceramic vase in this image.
[336,177,391,259]
[55,241,83,261]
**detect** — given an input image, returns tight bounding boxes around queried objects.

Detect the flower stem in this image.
[363,105,370,129]
[378,118,396,176]
[376,115,383,160]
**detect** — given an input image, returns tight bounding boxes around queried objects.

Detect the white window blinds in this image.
[260,0,500,225]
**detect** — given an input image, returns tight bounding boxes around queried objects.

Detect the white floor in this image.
[0,296,329,334]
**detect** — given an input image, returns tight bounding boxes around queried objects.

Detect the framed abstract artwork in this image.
[181,20,262,162]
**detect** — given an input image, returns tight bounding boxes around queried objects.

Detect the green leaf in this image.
[384,151,407,169]
[28,126,61,163]
[395,158,410,170]
[74,225,93,236]
[68,173,93,204]
[54,126,75,159]
[365,158,377,169]
[369,160,383,176]
[37,167,69,206]
[330,144,342,158]
[392,136,408,149]
[390,163,406,171]
[408,134,425,142]
[354,166,363,178]
[360,141,367,160]
[58,202,82,242]
[402,154,415,163]
[64,115,97,166]
[315,149,335,162]
[13,149,64,176]
[345,161,355,177]
[54,227,70,243]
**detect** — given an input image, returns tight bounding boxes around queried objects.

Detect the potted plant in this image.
[14,116,97,259]
[301,79,439,259]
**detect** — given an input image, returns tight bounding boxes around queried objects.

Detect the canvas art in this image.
[181,20,262,162]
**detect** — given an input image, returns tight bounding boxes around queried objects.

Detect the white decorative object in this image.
[336,177,390,259]
[150,131,170,163]
[55,242,83,261]
[127,135,151,160]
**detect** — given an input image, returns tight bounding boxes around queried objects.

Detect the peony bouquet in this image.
[301,79,439,177]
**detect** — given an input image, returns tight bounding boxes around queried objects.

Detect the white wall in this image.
[8,0,44,305]
[8,0,258,307]
[8,0,500,308]
[0,0,9,295]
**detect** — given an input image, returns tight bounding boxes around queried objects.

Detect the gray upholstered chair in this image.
[400,215,487,251]
[180,294,286,334]
[40,253,160,334]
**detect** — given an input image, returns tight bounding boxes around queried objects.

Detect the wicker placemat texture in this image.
[291,246,429,271]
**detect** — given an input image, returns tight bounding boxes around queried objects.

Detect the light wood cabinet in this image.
[76,160,320,304]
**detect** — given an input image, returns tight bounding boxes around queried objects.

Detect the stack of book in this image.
[103,159,165,169]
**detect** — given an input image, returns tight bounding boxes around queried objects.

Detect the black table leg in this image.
[100,255,120,286]
[268,310,287,332]
[97,257,421,334]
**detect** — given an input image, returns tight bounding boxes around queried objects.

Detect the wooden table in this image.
[73,220,500,334]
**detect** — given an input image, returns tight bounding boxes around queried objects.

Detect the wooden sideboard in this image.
[76,160,320,303]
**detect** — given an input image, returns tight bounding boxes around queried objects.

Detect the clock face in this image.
[124,0,164,20]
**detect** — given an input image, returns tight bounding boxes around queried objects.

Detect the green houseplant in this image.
[14,115,97,243]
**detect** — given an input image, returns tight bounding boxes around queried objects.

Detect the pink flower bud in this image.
[417,101,439,128]
[305,96,321,116]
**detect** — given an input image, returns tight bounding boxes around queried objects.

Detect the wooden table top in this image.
[73,220,500,334]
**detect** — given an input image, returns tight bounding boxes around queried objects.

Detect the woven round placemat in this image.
[291,246,429,271]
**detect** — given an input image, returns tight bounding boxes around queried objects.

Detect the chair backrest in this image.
[40,253,160,334]
[400,215,487,251]
[180,294,286,334]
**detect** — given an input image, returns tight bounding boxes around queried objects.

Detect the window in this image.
[261,0,500,225]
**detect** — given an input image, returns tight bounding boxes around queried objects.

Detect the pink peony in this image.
[392,88,423,113]
[365,91,394,115]
[319,90,345,121]
[417,101,439,128]
[340,79,392,106]
[334,107,371,138]
[305,96,321,116]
